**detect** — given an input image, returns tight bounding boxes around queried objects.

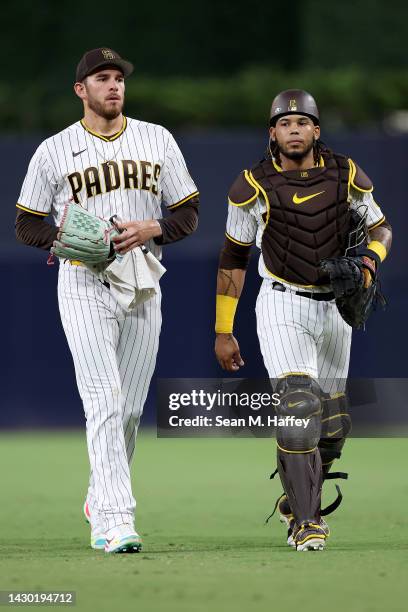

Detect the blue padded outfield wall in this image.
[1,131,407,427]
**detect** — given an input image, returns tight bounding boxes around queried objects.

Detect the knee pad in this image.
[275,375,322,452]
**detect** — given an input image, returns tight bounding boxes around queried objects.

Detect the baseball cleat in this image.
[294,521,327,551]
[277,494,296,548]
[277,494,330,548]
[83,501,106,550]
[319,516,330,538]
[83,501,91,524]
[104,524,142,554]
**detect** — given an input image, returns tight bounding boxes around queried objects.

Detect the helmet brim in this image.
[270,111,320,127]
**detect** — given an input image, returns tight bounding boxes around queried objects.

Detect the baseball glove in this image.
[51,203,118,266]
[319,255,377,329]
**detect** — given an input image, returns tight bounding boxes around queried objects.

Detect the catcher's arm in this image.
[367,221,392,258]
[215,170,258,371]
[215,237,252,372]
[361,219,392,286]
[348,163,392,284]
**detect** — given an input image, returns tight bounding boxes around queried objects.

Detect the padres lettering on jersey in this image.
[67,159,162,202]
[17,116,198,258]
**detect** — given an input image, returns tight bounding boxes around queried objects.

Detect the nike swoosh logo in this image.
[326,428,343,437]
[288,401,303,408]
[292,191,325,205]
[72,148,87,158]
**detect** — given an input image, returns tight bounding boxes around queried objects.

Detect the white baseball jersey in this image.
[17,116,198,258]
[17,116,198,539]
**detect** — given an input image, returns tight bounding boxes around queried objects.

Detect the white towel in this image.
[103,248,166,311]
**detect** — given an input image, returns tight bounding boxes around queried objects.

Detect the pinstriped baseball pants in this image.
[58,263,161,533]
[256,279,352,395]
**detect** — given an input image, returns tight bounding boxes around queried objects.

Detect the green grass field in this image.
[0,432,407,612]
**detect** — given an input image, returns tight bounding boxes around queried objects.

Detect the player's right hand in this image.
[111,219,162,254]
[215,334,245,372]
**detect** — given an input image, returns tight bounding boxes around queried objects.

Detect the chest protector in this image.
[250,151,351,286]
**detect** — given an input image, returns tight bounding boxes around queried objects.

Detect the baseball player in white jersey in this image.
[215,90,392,551]
[16,48,199,553]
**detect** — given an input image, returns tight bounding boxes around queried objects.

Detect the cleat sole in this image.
[111,542,142,554]
[296,538,325,552]
[105,536,143,554]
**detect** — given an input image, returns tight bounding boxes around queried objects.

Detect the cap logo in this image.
[101,49,115,59]
[274,107,282,114]
[289,99,297,111]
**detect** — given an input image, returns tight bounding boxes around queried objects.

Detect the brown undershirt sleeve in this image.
[16,197,200,251]
[372,218,391,232]
[153,196,199,245]
[15,208,58,251]
[219,236,252,270]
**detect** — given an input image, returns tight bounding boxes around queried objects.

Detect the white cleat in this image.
[83,501,106,550]
[280,513,296,548]
[277,494,296,548]
[104,524,142,554]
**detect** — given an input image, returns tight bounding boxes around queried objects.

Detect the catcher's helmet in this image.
[270,89,319,126]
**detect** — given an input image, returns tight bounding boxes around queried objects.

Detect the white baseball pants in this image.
[58,262,161,533]
[256,279,352,395]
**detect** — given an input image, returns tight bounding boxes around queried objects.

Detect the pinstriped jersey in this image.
[17,116,198,258]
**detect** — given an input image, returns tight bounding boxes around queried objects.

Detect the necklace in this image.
[88,136,124,163]
[81,117,126,163]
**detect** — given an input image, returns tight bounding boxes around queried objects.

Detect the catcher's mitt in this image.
[319,256,378,329]
[51,203,118,266]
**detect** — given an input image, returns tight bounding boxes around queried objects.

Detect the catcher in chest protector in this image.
[15,47,199,553]
[214,89,392,551]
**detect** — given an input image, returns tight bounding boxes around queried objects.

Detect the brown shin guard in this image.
[277,448,323,525]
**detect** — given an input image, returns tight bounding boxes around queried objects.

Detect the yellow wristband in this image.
[367,240,387,262]
[215,295,238,334]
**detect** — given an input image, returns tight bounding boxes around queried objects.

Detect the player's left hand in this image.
[112,220,163,254]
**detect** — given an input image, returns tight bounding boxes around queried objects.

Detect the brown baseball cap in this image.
[76,47,134,82]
